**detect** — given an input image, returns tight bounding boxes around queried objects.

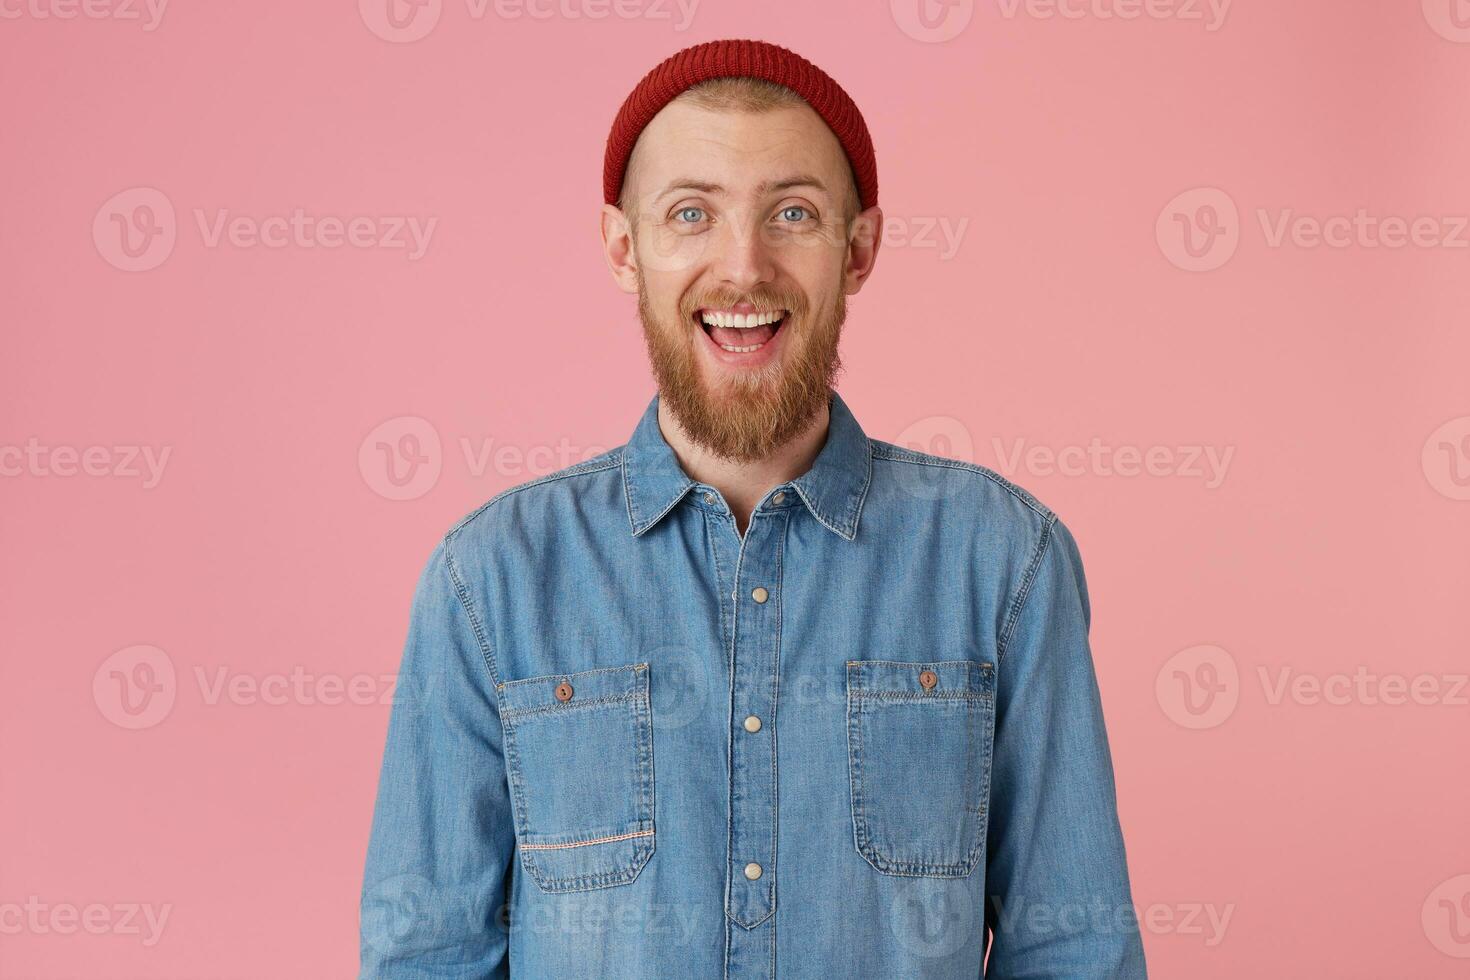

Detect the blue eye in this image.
[675,207,706,223]
[778,206,810,222]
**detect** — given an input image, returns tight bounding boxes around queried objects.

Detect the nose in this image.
[711,213,775,294]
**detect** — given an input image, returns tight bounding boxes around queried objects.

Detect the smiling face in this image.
[602,80,882,462]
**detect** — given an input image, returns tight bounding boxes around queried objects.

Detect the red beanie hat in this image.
[603,39,878,211]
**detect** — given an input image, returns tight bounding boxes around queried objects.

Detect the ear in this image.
[843,205,883,295]
[601,203,640,295]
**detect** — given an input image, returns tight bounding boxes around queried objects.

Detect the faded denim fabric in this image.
[360,390,1147,979]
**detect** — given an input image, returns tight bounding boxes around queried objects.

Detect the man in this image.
[361,39,1147,979]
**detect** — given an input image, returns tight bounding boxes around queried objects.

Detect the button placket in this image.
[725,509,784,930]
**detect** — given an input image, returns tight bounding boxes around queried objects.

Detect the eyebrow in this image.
[654,174,830,201]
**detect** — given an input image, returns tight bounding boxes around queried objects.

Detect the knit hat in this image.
[603,39,878,211]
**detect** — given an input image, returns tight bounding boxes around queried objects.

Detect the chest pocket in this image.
[498,662,655,893]
[846,659,995,878]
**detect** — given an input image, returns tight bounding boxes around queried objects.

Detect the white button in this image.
[743,715,762,733]
[751,587,769,603]
[703,492,715,504]
[771,491,785,505]
[744,862,763,880]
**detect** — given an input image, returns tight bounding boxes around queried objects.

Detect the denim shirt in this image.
[360,391,1147,979]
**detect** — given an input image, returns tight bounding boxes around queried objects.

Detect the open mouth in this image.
[695,308,788,354]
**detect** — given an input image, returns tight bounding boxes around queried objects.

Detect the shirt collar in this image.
[621,389,873,541]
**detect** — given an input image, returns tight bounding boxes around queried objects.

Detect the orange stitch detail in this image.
[520,829,654,851]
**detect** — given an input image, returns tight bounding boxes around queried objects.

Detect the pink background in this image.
[3,1,1469,976]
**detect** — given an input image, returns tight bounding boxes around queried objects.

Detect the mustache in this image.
[679,287,809,320]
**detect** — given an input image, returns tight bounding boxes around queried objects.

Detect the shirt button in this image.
[751,587,769,603]
[918,669,937,691]
[554,681,574,702]
[743,715,762,733]
[703,492,715,504]
[744,862,763,880]
[771,491,785,505]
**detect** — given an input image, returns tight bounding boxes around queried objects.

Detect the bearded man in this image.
[361,39,1147,980]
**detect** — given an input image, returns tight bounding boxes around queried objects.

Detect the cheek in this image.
[774,232,847,282]
[633,261,694,316]
[781,259,843,312]
[636,225,716,279]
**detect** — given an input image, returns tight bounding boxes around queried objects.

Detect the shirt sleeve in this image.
[360,536,514,979]
[983,517,1148,979]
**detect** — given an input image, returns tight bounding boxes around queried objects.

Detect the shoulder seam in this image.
[997,512,1059,664]
[441,529,504,691]
[868,440,1051,519]
[447,450,624,536]
[437,449,625,693]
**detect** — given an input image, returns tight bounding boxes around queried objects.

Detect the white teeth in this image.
[719,342,764,353]
[699,309,785,328]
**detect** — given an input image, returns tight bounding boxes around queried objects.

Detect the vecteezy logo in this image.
[93,187,177,272]
[1156,187,1240,272]
[363,873,445,956]
[890,415,975,501]
[93,645,177,729]
[891,0,974,42]
[1156,644,1239,729]
[359,0,442,42]
[1423,0,1470,42]
[1423,874,1470,958]
[889,877,974,958]
[1422,416,1470,501]
[359,416,442,500]
[645,643,712,732]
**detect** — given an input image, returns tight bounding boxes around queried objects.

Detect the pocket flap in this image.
[498,662,649,717]
[846,658,994,700]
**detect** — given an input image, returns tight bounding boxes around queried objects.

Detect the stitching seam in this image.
[443,533,503,690]
[450,452,623,537]
[997,513,1058,664]
[869,440,1051,519]
[521,829,655,851]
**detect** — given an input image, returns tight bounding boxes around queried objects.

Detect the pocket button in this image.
[918,669,937,691]
[554,681,574,702]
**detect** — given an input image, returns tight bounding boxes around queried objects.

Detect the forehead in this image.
[629,99,849,201]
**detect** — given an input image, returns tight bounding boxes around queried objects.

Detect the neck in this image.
[657,394,831,536]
